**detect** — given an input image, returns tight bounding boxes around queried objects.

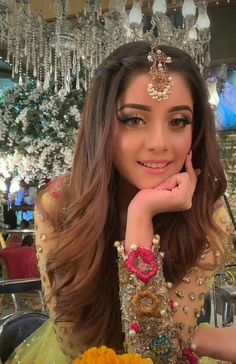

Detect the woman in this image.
[9,41,234,363]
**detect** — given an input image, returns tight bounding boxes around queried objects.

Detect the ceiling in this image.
[0,0,235,76]
[4,0,236,21]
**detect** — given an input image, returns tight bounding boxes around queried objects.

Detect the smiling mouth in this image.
[138,161,170,169]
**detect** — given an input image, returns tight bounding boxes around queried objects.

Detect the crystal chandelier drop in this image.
[0,0,211,93]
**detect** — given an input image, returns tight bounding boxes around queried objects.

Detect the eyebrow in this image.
[117,103,193,114]
[117,103,151,112]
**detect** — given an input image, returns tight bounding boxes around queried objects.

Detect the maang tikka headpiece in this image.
[147,42,173,101]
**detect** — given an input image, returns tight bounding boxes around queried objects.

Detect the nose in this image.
[145,123,168,152]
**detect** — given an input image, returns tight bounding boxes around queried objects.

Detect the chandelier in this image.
[0,0,211,93]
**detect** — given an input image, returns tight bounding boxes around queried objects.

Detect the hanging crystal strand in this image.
[43,42,50,90]
[5,9,10,62]
[19,59,23,86]
[65,54,71,93]
[14,10,20,76]
[84,66,87,92]
[90,51,94,80]
[37,56,42,89]
[72,50,76,76]
[39,17,44,60]
[54,49,58,93]
[55,0,63,59]
[49,47,53,76]
[0,18,4,45]
[64,54,68,93]
[25,55,29,85]
[99,40,102,66]
[76,51,80,90]
[12,57,15,79]
[24,2,30,59]
[96,39,100,68]
[24,13,30,60]
[86,34,90,73]
[43,41,47,89]
[63,0,70,17]
[32,28,37,78]
[60,56,65,94]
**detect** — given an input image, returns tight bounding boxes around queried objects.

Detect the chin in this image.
[134,181,163,190]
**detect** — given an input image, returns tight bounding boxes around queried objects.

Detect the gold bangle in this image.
[188,325,200,352]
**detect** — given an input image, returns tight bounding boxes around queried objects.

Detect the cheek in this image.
[113,130,134,158]
[112,131,128,168]
[174,131,192,160]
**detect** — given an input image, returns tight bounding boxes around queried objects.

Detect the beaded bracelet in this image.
[114,234,185,364]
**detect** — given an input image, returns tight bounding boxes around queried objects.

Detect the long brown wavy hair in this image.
[39,41,227,351]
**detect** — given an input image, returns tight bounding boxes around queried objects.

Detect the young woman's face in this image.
[113,72,193,190]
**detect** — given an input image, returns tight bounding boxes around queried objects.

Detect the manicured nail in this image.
[189,150,192,161]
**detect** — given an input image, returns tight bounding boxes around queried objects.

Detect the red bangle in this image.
[181,348,201,364]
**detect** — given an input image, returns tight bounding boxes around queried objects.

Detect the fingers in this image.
[195,168,201,177]
[185,151,201,180]
[155,176,178,191]
[155,151,201,192]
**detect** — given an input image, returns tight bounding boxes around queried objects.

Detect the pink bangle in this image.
[181,348,202,364]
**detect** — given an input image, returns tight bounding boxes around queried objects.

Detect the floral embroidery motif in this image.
[125,247,158,284]
[47,176,67,200]
[151,335,173,357]
[132,290,162,317]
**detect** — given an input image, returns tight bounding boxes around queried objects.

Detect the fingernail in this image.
[189,150,192,161]
[196,168,201,176]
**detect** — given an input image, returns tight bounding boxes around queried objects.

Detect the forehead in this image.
[118,72,193,108]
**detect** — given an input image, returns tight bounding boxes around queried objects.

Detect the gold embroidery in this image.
[188,292,196,301]
[196,277,205,286]
[175,290,184,299]
[183,305,190,315]
[40,233,47,241]
[132,290,161,317]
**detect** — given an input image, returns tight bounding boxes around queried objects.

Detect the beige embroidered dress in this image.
[7,188,232,364]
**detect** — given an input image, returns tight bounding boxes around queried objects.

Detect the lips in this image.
[138,160,171,169]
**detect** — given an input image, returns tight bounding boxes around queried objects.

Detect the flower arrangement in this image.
[0,81,85,184]
[72,346,153,364]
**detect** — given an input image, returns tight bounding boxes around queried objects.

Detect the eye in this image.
[169,117,192,128]
[117,114,146,127]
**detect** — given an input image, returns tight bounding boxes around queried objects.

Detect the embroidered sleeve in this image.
[35,188,81,360]
[116,237,187,364]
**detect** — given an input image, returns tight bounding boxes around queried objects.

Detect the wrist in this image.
[125,207,154,251]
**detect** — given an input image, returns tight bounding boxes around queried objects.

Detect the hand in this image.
[128,153,200,218]
[125,153,200,250]
[194,326,236,361]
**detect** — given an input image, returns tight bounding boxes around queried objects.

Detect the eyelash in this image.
[117,115,192,128]
[118,115,145,126]
[169,118,192,128]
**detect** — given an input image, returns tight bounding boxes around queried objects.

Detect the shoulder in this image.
[36,175,69,216]
[213,198,231,233]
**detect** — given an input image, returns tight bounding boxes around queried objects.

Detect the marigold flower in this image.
[72,346,153,364]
